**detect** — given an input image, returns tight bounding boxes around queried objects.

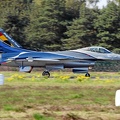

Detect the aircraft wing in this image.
[27,58,60,62]
[4,55,76,64]
[4,57,60,63]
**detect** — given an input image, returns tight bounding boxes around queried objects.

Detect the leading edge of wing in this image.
[1,58,60,65]
[5,56,76,63]
[5,58,60,63]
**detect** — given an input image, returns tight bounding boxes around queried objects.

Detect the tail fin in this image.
[0,28,22,48]
[0,40,24,53]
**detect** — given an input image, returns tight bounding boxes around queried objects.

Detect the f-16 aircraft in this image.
[0,28,120,77]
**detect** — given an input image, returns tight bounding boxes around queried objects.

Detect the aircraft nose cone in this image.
[112,54,120,60]
[106,53,120,60]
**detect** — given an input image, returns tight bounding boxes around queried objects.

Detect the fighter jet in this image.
[0,28,120,77]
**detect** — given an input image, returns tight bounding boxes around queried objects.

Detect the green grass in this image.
[33,113,54,120]
[0,71,120,119]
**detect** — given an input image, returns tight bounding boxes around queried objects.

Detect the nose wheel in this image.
[85,73,90,77]
[42,71,50,77]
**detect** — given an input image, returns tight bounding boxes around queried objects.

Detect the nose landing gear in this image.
[85,72,90,77]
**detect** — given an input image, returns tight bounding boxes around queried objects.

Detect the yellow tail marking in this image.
[0,35,8,41]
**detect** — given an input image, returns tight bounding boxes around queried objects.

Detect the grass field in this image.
[0,71,120,120]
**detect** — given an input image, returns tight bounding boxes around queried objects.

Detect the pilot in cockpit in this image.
[89,47,111,53]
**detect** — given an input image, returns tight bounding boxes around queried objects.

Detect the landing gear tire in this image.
[42,71,50,78]
[85,73,90,77]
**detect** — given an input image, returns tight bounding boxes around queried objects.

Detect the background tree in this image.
[26,0,66,51]
[63,1,99,50]
[2,0,32,47]
[0,0,120,51]
[65,0,83,19]
[3,15,29,47]
[94,1,120,50]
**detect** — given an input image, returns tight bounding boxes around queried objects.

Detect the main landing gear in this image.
[42,70,50,77]
[85,72,90,77]
[42,71,90,78]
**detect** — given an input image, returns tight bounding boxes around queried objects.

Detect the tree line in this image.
[0,0,120,53]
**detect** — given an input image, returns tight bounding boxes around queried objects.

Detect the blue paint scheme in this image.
[0,37,75,61]
[0,28,120,76]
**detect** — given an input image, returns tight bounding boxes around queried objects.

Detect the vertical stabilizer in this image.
[0,28,22,48]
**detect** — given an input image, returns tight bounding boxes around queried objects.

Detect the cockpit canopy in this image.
[81,46,111,53]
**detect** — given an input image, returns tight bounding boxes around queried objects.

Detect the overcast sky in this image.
[86,0,108,9]
[97,0,108,8]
